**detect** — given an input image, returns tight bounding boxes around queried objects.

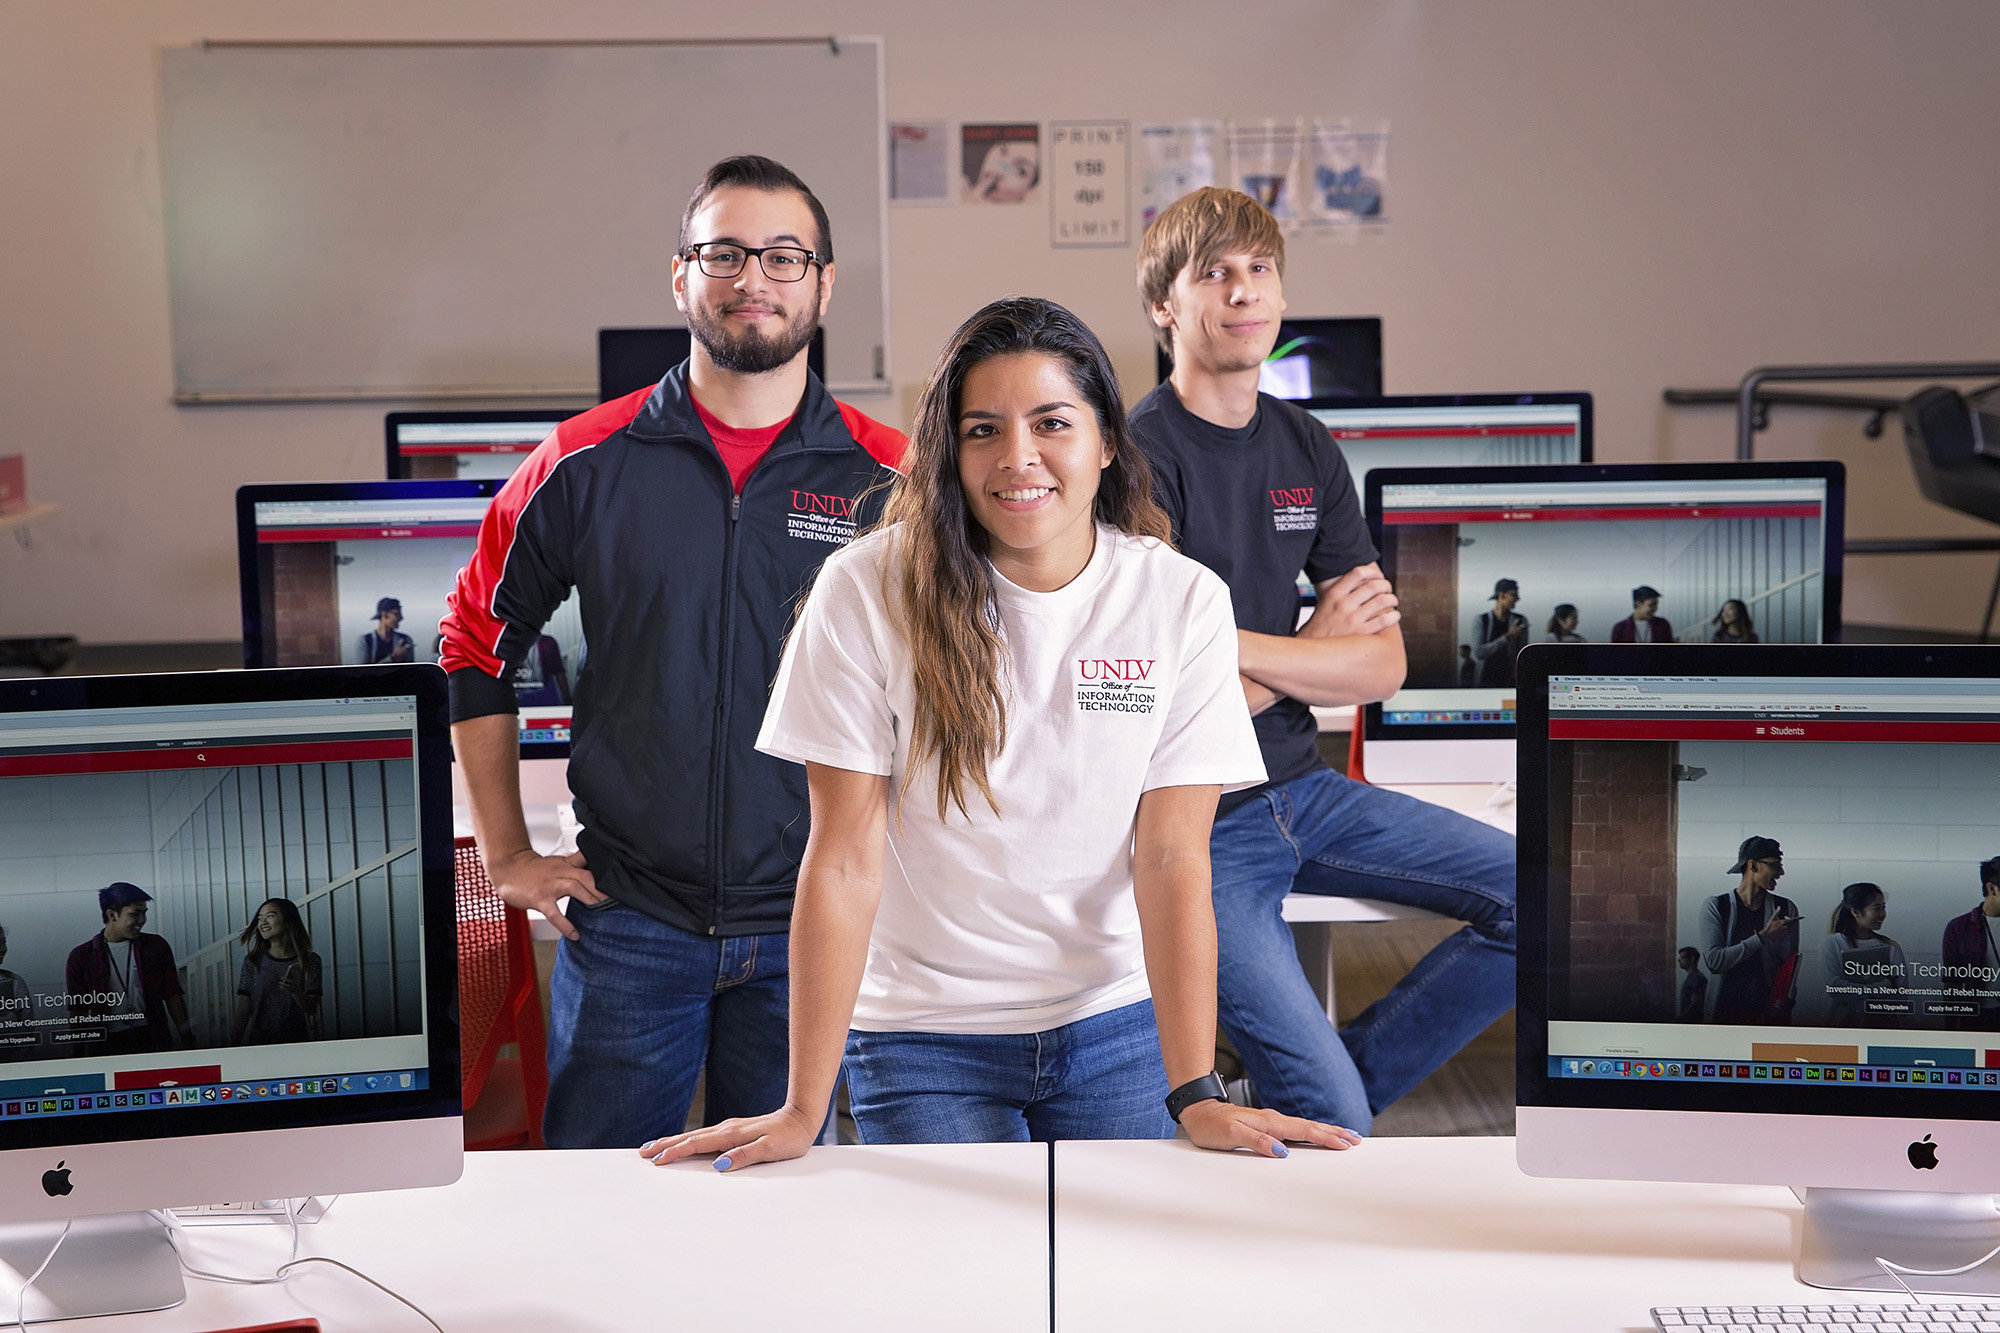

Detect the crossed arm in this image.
[1236,562,1406,718]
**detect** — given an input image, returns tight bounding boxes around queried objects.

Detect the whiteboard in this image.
[159,39,887,401]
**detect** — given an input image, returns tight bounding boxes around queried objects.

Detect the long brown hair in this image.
[880,296,1172,821]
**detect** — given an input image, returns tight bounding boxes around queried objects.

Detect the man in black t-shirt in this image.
[1128,187,1516,1134]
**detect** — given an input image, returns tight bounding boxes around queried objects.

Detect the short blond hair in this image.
[1137,187,1286,357]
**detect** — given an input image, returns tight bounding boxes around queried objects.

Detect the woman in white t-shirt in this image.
[1818,881,1906,1027]
[642,297,1359,1169]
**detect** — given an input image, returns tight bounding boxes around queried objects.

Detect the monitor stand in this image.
[0,1213,184,1323]
[1799,1188,2000,1296]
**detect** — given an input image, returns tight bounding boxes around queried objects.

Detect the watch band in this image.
[1164,1072,1228,1124]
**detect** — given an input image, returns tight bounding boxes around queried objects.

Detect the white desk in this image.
[1055,1136,1813,1332]
[65,1144,1049,1332]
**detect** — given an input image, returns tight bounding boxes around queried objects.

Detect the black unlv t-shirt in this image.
[1128,384,1377,813]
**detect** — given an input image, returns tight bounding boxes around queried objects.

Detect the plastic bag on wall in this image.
[1307,120,1390,236]
[1137,121,1222,229]
[1227,119,1303,224]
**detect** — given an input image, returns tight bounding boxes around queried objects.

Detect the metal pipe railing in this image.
[1731,363,2000,460]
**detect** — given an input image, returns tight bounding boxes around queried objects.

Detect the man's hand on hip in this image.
[486,847,602,940]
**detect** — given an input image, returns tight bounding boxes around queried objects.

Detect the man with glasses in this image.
[442,155,904,1148]
[1701,836,1801,1025]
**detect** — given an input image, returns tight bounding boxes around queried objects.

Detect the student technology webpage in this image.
[252,496,579,745]
[1378,476,1830,730]
[1545,675,2000,1095]
[0,697,432,1126]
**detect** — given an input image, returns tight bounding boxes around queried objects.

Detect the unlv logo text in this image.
[1077,659,1156,681]
[791,491,854,518]
[1269,487,1315,507]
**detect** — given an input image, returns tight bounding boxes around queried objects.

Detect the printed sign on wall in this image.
[1049,121,1130,248]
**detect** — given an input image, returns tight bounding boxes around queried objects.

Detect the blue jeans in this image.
[1211,768,1516,1134]
[843,999,1176,1144]
[543,899,790,1149]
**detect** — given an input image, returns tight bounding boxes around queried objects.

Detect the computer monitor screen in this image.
[1516,646,2000,1290]
[1363,462,1845,782]
[598,326,827,403]
[385,409,578,480]
[0,665,458,1225]
[1307,392,1592,502]
[236,482,578,758]
[1155,317,1382,400]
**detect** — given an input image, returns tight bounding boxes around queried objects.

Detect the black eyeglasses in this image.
[683,242,823,283]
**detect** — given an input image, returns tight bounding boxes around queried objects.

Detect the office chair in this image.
[1902,384,2000,640]
[455,837,550,1150]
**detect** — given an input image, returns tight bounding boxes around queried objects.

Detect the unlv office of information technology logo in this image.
[1075,658,1158,715]
[1270,486,1316,533]
[788,490,857,546]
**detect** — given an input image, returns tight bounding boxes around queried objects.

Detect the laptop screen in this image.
[1367,463,1843,744]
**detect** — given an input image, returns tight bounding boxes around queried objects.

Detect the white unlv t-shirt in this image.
[758,523,1266,1034]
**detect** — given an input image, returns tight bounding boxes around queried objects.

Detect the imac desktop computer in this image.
[1305,391,1592,508]
[1517,644,2000,1295]
[1364,460,1845,784]
[385,408,578,481]
[0,663,459,1320]
[1156,316,1382,400]
[236,480,579,761]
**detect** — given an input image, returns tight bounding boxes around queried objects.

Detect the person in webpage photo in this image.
[62,882,195,1054]
[440,155,905,1149]
[359,596,414,664]
[1711,597,1758,644]
[1471,577,1529,687]
[1677,946,1708,1023]
[233,897,324,1046]
[1700,836,1801,1026]
[1609,584,1673,643]
[642,297,1360,1169]
[1938,855,2000,1027]
[1545,603,1586,644]
[1817,882,1905,1028]
[1124,186,1516,1134]
[0,924,28,1009]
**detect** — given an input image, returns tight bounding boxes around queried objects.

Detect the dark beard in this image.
[688,298,820,376]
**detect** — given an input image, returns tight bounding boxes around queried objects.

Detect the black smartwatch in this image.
[1164,1072,1228,1124]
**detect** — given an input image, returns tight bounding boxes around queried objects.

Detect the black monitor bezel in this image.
[384,408,580,480]
[0,664,459,1151]
[1156,316,1383,398]
[1363,458,1846,744]
[1517,641,2000,1124]
[234,479,569,761]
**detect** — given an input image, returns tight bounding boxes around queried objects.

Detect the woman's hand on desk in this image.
[487,847,601,941]
[640,1103,822,1173]
[1177,1100,1363,1158]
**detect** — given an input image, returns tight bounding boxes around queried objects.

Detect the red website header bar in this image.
[1384,503,1822,526]
[0,738,412,779]
[257,524,483,543]
[1551,719,2000,743]
[396,443,537,456]
[1324,425,1577,440]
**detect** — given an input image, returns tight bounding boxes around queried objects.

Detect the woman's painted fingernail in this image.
[1271,1143,1290,1158]
[713,1156,733,1172]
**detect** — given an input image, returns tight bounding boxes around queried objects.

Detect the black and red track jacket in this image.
[439,365,905,937]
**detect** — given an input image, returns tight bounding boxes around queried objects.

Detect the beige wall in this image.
[4,0,1998,644]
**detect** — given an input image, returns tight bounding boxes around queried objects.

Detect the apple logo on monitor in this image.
[1908,1134,1940,1171]
[40,1160,72,1197]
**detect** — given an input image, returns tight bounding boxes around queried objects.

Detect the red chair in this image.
[1346,718,1368,784]
[456,836,549,1150]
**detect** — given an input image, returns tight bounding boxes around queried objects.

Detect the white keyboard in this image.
[1653,1303,2000,1332]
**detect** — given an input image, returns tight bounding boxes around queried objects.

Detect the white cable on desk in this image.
[13,1217,71,1333]
[155,1200,443,1332]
